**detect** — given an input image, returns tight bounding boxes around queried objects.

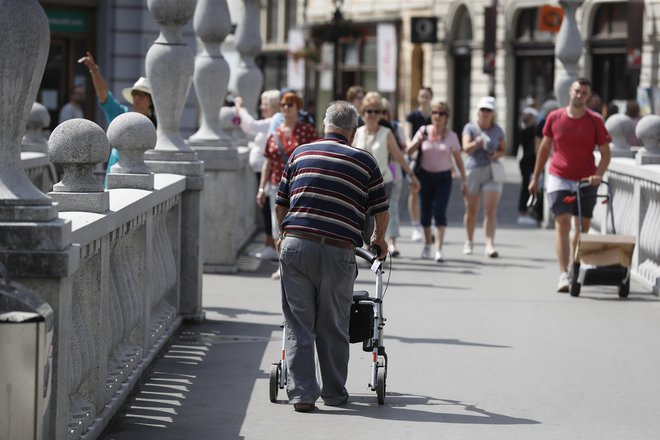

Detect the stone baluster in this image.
[22,102,50,153]
[144,0,199,160]
[188,0,233,147]
[107,113,156,190]
[605,114,635,158]
[48,119,110,213]
[635,114,660,165]
[144,0,205,322]
[234,0,264,117]
[0,2,79,439]
[554,0,583,107]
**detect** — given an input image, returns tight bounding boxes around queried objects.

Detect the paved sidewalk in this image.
[100,221,660,440]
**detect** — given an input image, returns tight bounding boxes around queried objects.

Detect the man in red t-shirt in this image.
[529,78,612,292]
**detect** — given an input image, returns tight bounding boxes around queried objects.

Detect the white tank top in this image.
[353,125,392,183]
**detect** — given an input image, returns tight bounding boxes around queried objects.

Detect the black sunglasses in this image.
[431,111,448,116]
[280,102,296,108]
[364,109,381,115]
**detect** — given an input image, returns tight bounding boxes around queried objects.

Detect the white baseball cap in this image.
[122,77,151,104]
[477,96,496,111]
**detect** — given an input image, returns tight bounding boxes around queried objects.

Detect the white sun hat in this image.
[122,77,151,104]
[477,96,496,110]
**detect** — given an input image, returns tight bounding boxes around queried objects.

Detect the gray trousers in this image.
[279,235,357,405]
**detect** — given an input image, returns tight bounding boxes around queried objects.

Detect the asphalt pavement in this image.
[100,158,660,439]
[99,215,660,440]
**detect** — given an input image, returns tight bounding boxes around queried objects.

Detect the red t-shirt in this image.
[264,122,318,184]
[543,108,611,181]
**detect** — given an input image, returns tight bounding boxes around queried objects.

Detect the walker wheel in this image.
[269,363,280,402]
[376,366,387,405]
[618,277,630,298]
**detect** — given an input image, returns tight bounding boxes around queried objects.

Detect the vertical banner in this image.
[287,28,305,90]
[627,0,644,70]
[483,6,496,75]
[377,23,397,92]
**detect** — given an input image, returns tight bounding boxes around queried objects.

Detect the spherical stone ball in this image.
[635,114,660,153]
[48,118,109,164]
[26,102,50,130]
[107,112,157,153]
[604,114,633,150]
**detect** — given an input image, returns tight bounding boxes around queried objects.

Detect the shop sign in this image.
[46,9,87,34]
[537,5,563,33]
[377,23,397,92]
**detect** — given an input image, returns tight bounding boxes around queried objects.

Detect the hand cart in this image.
[269,246,389,404]
[570,180,636,298]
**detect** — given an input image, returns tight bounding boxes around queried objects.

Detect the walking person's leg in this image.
[433,171,452,260]
[483,189,501,257]
[418,171,434,258]
[280,237,322,406]
[315,245,356,406]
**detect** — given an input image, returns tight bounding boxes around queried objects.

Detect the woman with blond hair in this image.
[353,92,420,247]
[462,96,506,258]
[407,99,466,261]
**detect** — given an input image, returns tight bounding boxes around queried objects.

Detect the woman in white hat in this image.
[79,52,156,177]
[461,96,506,258]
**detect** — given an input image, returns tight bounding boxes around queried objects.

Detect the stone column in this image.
[234,0,264,117]
[0,2,78,439]
[189,0,257,273]
[143,0,205,321]
[188,0,232,148]
[635,115,660,165]
[554,0,583,107]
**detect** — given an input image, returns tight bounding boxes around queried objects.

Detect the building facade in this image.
[301,0,657,152]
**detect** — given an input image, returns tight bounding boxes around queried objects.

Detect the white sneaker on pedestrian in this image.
[271,268,281,280]
[434,250,444,262]
[255,246,278,260]
[557,272,570,293]
[462,241,473,255]
[411,227,424,242]
[484,245,498,258]
[421,245,431,259]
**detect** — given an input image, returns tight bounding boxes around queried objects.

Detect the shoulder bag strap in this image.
[274,132,288,162]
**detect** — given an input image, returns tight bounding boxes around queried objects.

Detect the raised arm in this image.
[79,51,108,103]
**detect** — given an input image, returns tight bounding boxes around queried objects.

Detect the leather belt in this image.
[285,231,355,250]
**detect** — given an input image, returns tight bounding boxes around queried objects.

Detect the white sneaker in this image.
[421,245,431,259]
[557,272,570,293]
[434,250,444,262]
[485,245,498,258]
[462,241,473,255]
[411,227,424,242]
[255,246,278,260]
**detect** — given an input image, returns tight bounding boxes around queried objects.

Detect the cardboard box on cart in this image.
[576,234,636,267]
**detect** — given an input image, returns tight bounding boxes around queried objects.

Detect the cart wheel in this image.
[376,366,386,405]
[618,277,630,298]
[269,363,280,402]
[570,263,581,297]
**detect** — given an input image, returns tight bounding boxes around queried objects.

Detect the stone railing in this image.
[12,115,202,440]
[589,113,660,294]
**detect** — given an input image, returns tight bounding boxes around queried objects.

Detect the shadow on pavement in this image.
[99,319,279,440]
[385,334,511,348]
[317,393,540,425]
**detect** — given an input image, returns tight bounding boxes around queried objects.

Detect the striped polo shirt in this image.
[275,132,389,247]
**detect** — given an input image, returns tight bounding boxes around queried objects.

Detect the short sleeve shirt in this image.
[411,126,461,173]
[264,122,318,184]
[543,109,611,181]
[462,122,506,169]
[406,110,431,136]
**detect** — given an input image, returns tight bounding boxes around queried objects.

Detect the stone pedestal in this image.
[554,0,583,107]
[192,146,256,273]
[635,151,660,165]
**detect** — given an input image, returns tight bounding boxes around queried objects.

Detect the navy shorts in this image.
[547,186,598,218]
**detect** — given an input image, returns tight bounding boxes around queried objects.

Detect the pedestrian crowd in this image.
[66,56,617,413]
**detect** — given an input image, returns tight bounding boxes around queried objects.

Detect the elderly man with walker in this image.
[275,101,389,412]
